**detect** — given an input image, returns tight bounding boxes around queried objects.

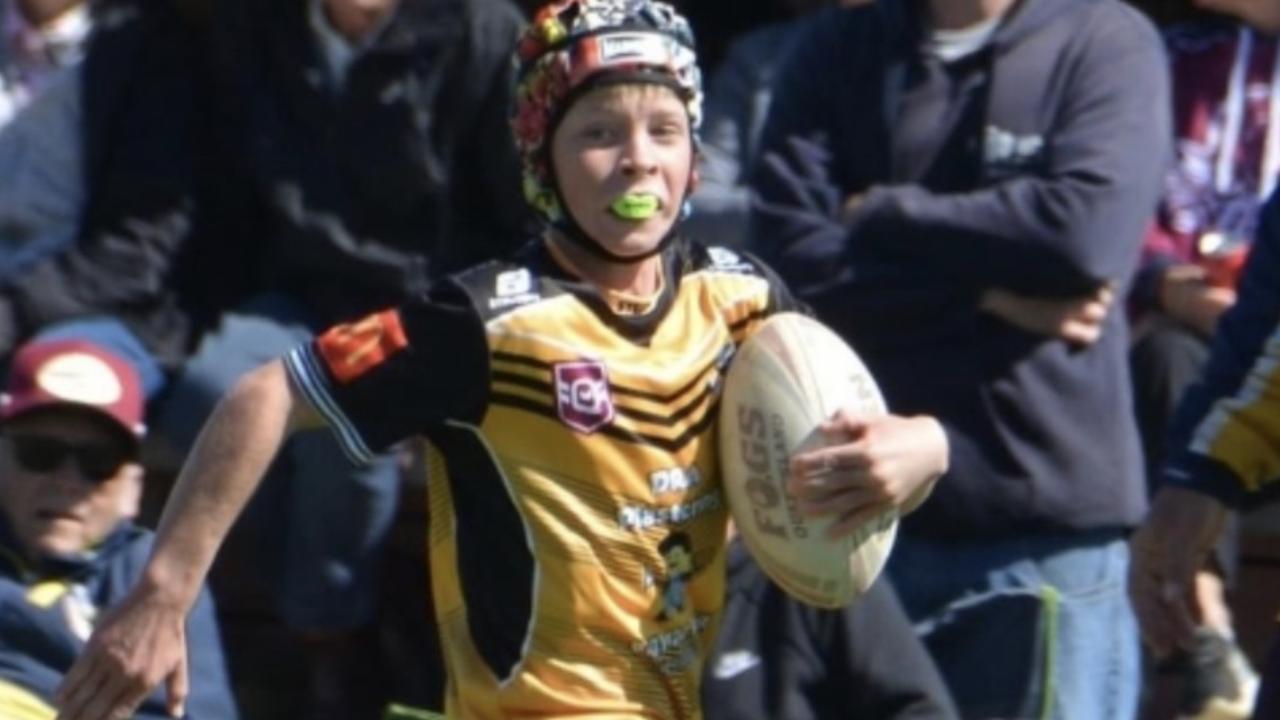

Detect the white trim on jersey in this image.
[283,345,378,465]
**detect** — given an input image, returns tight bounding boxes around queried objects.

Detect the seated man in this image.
[0,0,93,282]
[0,338,236,720]
[0,0,92,128]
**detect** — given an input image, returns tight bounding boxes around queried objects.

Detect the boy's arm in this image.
[54,359,313,720]
[54,284,487,720]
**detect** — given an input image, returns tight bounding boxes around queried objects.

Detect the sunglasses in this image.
[5,434,134,483]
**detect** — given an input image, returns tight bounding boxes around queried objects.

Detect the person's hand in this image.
[1159,264,1237,338]
[55,584,190,720]
[979,285,1113,346]
[787,411,948,539]
[1193,0,1280,33]
[1129,486,1229,659]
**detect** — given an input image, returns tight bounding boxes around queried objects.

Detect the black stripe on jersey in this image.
[602,401,720,452]
[543,242,685,347]
[487,392,720,453]
[489,368,713,409]
[430,424,536,682]
[729,309,768,336]
[492,351,550,370]
[613,345,730,404]
[488,392,555,420]
[491,343,734,405]
[490,370,547,395]
[487,389,715,438]
[615,382,714,426]
[487,383,718,431]
[573,292,676,347]
[490,365,716,426]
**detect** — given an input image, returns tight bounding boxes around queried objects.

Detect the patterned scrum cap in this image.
[511,0,703,225]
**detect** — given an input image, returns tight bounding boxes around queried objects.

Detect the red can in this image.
[1198,232,1251,289]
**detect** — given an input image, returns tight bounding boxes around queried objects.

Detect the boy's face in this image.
[0,410,141,562]
[551,84,693,260]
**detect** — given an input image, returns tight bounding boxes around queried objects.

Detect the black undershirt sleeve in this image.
[283,278,489,464]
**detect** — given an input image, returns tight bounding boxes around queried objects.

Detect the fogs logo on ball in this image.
[554,360,614,433]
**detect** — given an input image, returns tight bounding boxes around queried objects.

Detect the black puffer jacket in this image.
[195,0,532,328]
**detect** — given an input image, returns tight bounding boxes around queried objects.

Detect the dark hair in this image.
[658,531,692,555]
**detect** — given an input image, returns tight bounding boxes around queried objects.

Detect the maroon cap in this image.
[0,339,145,440]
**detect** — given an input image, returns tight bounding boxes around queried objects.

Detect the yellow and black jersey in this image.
[284,237,800,719]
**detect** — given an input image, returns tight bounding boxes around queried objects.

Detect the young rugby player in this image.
[53,2,949,718]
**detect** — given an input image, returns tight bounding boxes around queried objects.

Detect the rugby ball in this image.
[719,312,897,608]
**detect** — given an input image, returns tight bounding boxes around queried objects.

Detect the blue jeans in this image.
[155,293,400,631]
[888,530,1140,720]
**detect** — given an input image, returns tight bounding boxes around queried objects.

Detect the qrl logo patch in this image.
[316,310,408,384]
[554,361,614,433]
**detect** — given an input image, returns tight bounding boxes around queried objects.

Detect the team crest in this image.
[554,360,614,433]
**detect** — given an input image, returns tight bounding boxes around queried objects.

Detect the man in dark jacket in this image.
[149,0,530,716]
[703,537,958,720]
[0,0,203,394]
[0,338,235,720]
[748,0,1170,716]
[191,0,530,324]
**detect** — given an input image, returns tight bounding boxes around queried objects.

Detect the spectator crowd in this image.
[3,0,1280,718]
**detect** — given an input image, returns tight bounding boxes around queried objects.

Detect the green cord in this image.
[1038,584,1062,720]
[383,703,446,720]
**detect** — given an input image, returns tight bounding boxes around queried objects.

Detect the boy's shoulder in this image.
[680,238,772,277]
[677,238,806,316]
[447,246,566,323]
[441,238,788,323]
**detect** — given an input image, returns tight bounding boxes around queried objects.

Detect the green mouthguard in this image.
[610,193,661,221]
